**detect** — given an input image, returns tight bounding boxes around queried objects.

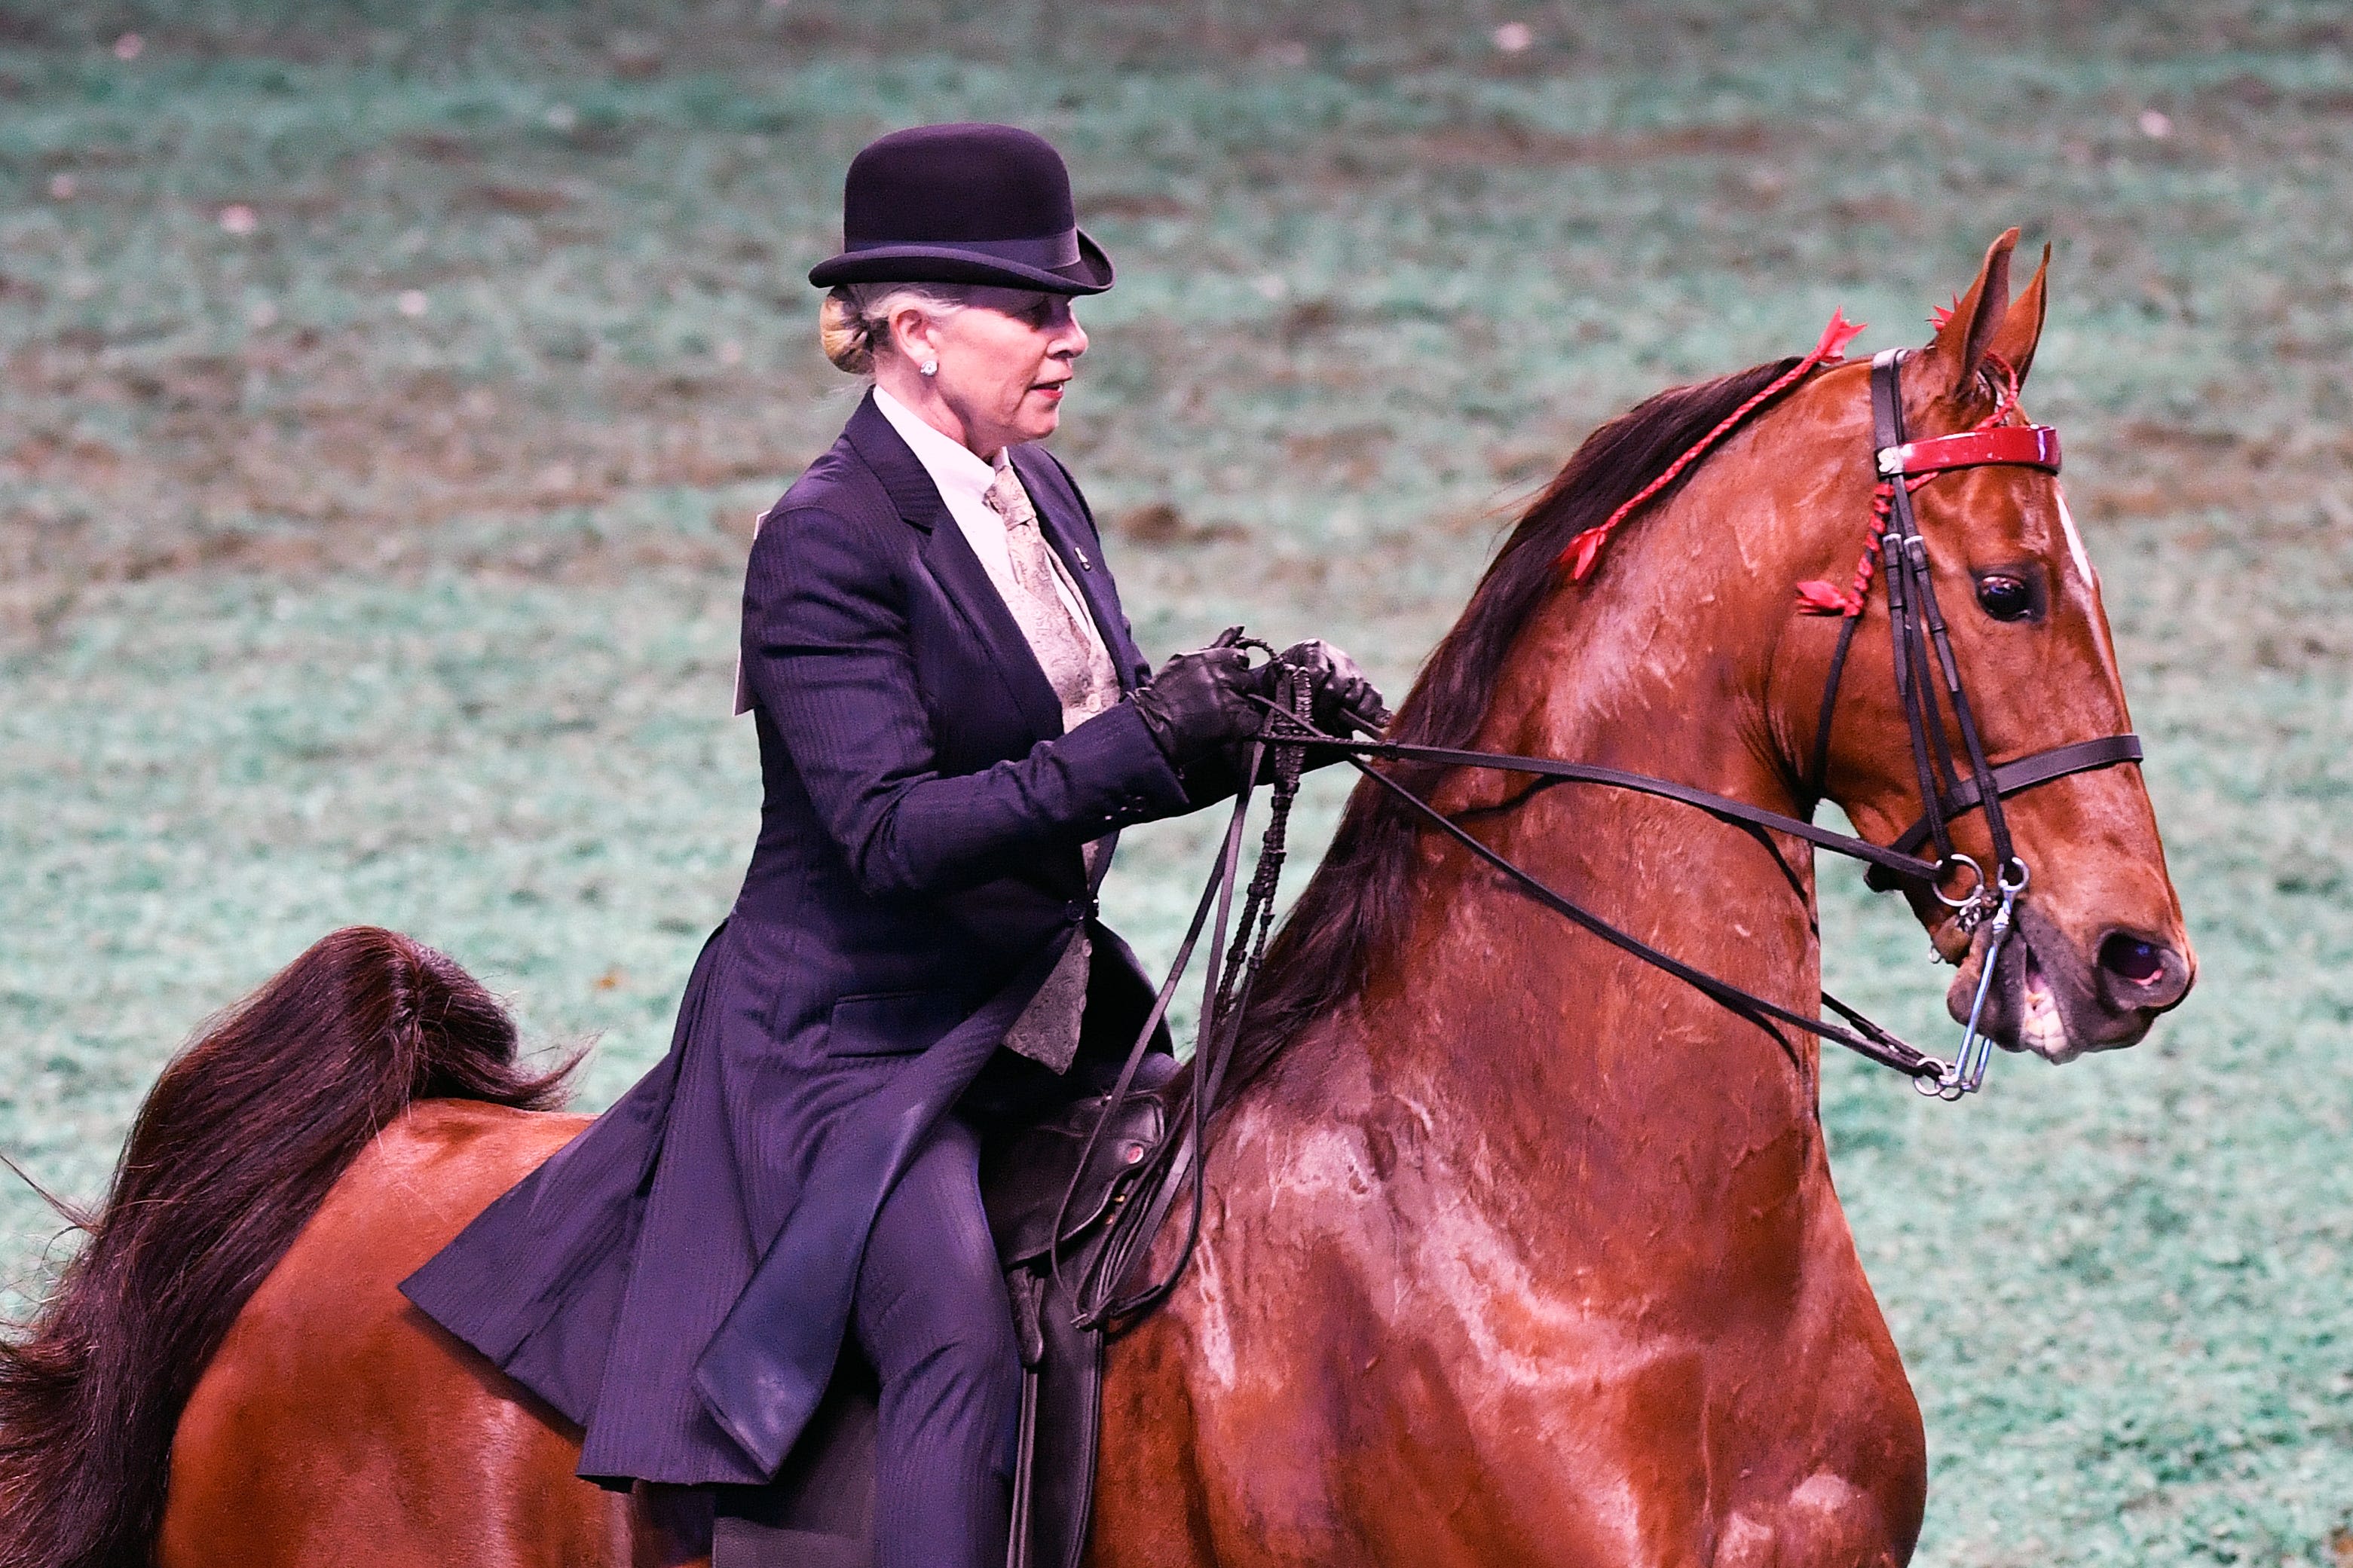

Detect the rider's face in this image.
[892,288,1087,459]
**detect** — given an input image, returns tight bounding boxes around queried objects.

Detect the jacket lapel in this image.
[843,397,1066,741]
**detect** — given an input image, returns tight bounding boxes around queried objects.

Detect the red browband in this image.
[1798,419,2063,619]
[1877,424,2061,478]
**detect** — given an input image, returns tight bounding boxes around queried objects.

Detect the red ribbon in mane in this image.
[1556,310,1867,582]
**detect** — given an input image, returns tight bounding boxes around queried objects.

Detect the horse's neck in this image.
[1339,497,1828,1226]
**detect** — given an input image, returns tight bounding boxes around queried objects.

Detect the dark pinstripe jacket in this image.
[729,392,1186,1013]
[403,393,1192,1486]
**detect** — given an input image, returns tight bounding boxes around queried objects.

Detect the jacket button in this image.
[1066,900,1088,920]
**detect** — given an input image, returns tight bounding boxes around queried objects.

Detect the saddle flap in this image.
[981,1069,1173,1268]
[1014,1263,1106,1568]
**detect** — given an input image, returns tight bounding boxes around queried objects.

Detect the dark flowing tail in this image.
[0,927,574,1568]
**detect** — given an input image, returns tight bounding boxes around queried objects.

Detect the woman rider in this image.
[402,123,1383,1567]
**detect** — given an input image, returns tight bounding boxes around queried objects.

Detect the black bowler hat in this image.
[807,123,1114,295]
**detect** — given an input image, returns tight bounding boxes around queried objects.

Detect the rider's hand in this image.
[1277,640,1390,736]
[1131,631,1258,766]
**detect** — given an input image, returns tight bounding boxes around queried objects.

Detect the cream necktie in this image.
[984,457,1120,1072]
[984,459,1120,731]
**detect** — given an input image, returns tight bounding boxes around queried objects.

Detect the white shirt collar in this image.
[872,385,999,509]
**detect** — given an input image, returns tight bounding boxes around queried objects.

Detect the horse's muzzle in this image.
[1947,903,2192,1062]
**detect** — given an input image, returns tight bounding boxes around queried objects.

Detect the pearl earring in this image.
[919,359,938,377]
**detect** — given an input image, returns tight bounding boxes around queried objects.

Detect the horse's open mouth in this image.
[2016,947,2068,1059]
[1938,922,2089,1067]
[1945,905,2172,1063]
[1943,931,2081,1064]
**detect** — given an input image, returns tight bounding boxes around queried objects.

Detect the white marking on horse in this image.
[1788,1471,1866,1515]
[1416,1206,1662,1398]
[1718,1473,1878,1566]
[2055,483,2093,585]
[1262,1123,1375,1212]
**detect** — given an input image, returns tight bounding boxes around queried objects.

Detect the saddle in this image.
[710,1059,1180,1568]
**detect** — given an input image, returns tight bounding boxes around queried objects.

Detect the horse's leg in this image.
[1092,1305,1216,1567]
[1088,1067,1411,1568]
[158,1102,687,1568]
[1096,1239,1694,1566]
[1709,1178,1926,1568]
[1096,1220,1907,1568]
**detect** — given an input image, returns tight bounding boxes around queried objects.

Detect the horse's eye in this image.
[1976,574,2033,622]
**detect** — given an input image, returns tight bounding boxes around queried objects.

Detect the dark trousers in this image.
[852,1114,1020,1568]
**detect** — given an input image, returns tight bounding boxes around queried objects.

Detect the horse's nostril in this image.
[2100,934,2166,985]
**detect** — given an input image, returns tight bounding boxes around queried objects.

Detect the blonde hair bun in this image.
[816,282,971,377]
[819,289,875,374]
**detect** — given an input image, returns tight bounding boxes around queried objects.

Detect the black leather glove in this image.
[1274,640,1391,737]
[1223,640,1389,780]
[1131,630,1257,766]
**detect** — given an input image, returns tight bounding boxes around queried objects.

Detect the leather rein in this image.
[1063,346,2143,1330]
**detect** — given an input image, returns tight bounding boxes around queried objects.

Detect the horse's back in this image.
[158,1100,635,1568]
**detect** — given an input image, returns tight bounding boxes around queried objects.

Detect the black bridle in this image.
[1066,344,2145,1328]
[1323,347,2140,1095]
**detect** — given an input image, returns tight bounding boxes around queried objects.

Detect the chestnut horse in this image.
[0,232,2191,1568]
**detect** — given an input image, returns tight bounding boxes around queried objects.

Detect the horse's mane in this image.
[0,927,574,1568]
[1230,353,1805,1096]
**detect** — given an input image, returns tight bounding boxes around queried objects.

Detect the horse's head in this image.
[1786,231,2193,1061]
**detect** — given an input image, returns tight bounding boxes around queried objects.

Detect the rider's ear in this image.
[1920,227,2018,398]
[1984,242,2052,388]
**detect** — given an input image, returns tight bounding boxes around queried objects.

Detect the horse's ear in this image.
[1985,242,2051,387]
[1920,228,2018,396]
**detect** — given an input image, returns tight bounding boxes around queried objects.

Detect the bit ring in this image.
[1933,852,1985,910]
